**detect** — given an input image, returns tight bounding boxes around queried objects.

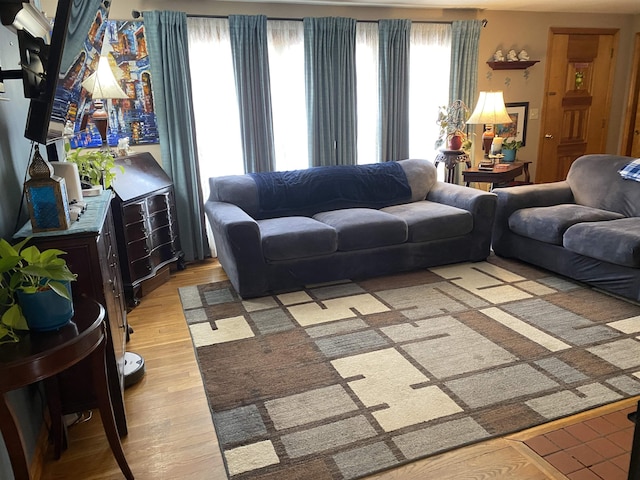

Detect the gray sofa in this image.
[204,159,497,298]
[492,154,640,302]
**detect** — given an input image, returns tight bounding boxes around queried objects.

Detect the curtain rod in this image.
[132,10,487,26]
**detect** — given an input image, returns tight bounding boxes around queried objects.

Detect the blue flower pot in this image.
[16,281,74,332]
[502,149,517,162]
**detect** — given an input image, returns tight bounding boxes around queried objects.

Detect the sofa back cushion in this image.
[567,155,640,217]
[208,159,436,219]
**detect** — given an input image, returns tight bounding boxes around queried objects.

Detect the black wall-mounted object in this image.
[24,0,111,144]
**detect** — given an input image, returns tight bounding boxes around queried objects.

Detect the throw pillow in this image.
[619,158,640,182]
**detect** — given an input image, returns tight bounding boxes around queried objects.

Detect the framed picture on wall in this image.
[495,102,529,146]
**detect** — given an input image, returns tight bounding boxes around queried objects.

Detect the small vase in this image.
[448,134,463,151]
[17,281,74,332]
[502,149,517,162]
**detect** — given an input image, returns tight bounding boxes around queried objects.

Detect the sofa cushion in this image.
[563,218,640,268]
[258,217,337,261]
[381,201,473,242]
[566,154,640,217]
[508,204,625,245]
[250,161,412,218]
[313,208,408,251]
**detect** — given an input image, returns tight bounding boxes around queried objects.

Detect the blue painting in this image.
[69,20,159,148]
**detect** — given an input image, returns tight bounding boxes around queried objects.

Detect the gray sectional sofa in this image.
[492,154,640,302]
[204,159,497,298]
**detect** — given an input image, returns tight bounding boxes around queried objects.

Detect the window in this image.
[267,21,307,171]
[188,17,451,181]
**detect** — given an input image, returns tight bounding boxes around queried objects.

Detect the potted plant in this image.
[0,237,77,342]
[502,137,522,162]
[64,143,123,190]
[435,99,472,151]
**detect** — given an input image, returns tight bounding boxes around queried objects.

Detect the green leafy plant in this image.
[64,144,124,189]
[502,137,523,150]
[435,99,471,150]
[0,237,77,343]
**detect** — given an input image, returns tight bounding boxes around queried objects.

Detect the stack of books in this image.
[478,162,494,171]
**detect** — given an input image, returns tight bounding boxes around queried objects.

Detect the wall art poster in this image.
[70,20,159,148]
[495,102,528,146]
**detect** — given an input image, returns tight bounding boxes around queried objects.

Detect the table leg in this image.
[629,400,640,480]
[0,393,31,480]
[43,376,67,459]
[91,328,134,480]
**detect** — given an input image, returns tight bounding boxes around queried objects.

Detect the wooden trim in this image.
[621,32,640,156]
[31,413,50,480]
[550,27,619,35]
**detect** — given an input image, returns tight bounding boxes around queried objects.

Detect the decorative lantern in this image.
[24,145,71,232]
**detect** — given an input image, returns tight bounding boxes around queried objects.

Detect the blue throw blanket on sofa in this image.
[250,162,412,217]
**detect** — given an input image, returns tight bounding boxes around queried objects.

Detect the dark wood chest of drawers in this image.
[14,192,128,435]
[110,153,184,308]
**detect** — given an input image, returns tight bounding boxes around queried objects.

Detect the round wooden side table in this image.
[0,297,134,480]
[434,149,472,183]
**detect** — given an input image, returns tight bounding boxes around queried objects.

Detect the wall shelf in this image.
[487,60,539,70]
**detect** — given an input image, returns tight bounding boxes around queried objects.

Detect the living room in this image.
[0,0,639,479]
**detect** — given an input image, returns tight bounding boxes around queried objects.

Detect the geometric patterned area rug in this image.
[178,256,640,480]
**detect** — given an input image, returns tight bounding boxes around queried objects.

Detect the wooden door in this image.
[622,33,640,157]
[536,28,619,183]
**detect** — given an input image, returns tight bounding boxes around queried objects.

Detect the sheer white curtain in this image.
[267,21,308,171]
[188,18,243,184]
[188,17,243,255]
[409,23,452,180]
[188,18,451,179]
[356,22,379,165]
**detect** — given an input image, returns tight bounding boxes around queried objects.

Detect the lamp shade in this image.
[82,55,129,99]
[466,91,512,125]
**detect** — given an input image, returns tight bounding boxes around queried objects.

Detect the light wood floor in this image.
[39,259,638,480]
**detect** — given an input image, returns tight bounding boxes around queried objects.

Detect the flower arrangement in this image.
[435,99,472,151]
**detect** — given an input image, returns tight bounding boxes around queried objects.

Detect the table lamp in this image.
[81,55,129,146]
[466,91,512,157]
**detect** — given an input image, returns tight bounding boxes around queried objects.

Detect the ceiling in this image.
[243,0,640,15]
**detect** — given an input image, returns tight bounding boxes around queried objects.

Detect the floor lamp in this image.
[81,55,129,147]
[82,55,144,386]
[466,91,513,159]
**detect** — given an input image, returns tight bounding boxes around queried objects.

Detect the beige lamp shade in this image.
[466,91,512,125]
[82,55,128,99]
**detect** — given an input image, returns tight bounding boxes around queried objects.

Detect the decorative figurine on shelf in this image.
[493,49,505,62]
[507,49,518,62]
[518,49,530,61]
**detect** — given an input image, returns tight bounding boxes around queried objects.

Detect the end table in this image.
[434,149,471,183]
[0,297,134,480]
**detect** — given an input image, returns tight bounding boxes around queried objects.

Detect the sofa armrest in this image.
[492,181,574,256]
[204,201,268,297]
[427,182,497,261]
[428,182,496,215]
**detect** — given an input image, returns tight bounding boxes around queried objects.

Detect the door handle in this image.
[544,134,554,139]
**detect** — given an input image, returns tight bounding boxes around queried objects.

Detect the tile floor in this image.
[524,405,637,480]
